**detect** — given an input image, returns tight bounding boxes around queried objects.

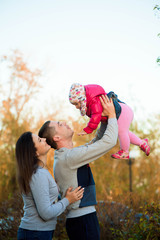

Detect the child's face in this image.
[72,101,81,110]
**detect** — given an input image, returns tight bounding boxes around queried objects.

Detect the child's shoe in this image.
[140,138,150,156]
[111,150,129,160]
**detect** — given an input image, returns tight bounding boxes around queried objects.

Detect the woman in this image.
[16,131,84,240]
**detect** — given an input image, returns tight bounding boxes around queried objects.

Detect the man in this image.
[38,95,118,240]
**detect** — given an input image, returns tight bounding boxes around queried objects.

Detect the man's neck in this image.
[57,139,73,150]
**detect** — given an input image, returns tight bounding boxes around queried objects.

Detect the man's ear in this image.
[53,135,61,142]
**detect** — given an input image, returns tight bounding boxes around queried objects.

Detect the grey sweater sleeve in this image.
[66,118,118,169]
[30,171,69,221]
[88,121,108,144]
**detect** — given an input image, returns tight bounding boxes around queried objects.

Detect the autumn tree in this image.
[0,50,41,201]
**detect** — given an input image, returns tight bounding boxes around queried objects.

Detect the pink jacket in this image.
[83,84,108,134]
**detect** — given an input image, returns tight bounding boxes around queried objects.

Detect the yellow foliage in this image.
[1,50,160,211]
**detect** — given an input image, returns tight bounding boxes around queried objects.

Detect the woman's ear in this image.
[36,151,39,156]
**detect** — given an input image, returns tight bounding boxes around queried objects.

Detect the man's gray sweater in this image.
[54,118,118,218]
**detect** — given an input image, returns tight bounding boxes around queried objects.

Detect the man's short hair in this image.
[38,121,57,149]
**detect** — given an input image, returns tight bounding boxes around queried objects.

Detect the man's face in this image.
[49,121,74,140]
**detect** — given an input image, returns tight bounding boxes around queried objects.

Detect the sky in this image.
[0,0,160,122]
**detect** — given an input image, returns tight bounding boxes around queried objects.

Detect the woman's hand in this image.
[65,186,84,204]
[100,95,116,119]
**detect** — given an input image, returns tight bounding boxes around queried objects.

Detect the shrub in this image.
[111,202,160,240]
[1,195,160,240]
[0,192,23,240]
[0,193,69,240]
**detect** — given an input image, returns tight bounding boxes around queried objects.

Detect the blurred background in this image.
[0,0,160,239]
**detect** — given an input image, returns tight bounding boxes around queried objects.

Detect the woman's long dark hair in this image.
[15,132,39,194]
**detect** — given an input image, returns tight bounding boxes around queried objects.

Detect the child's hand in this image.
[77,130,87,136]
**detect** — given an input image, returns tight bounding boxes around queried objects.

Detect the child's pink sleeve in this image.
[83,100,102,134]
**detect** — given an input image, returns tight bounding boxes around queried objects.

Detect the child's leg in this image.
[129,131,143,146]
[112,103,150,159]
[117,103,134,152]
[118,104,143,147]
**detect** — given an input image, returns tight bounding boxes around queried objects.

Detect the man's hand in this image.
[100,95,116,119]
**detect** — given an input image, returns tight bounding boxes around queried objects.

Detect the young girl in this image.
[69,83,150,160]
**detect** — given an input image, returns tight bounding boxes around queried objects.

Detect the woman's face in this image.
[32,134,51,157]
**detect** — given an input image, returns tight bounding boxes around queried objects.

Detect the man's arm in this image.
[67,118,118,169]
[66,96,118,169]
[87,122,107,145]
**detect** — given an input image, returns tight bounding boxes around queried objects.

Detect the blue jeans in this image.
[17,228,54,240]
[66,212,100,240]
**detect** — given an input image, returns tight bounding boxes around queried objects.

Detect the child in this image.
[69,83,150,160]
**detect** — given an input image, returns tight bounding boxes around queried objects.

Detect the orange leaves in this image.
[1,50,41,123]
[0,50,42,201]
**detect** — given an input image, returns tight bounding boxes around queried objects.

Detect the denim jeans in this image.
[66,211,100,240]
[17,228,54,240]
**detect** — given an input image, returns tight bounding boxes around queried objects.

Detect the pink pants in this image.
[117,103,143,152]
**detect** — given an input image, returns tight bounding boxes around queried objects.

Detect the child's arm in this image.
[78,98,102,135]
[86,95,113,143]
[78,130,87,136]
[83,99,103,134]
[83,112,102,134]
[78,112,102,136]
